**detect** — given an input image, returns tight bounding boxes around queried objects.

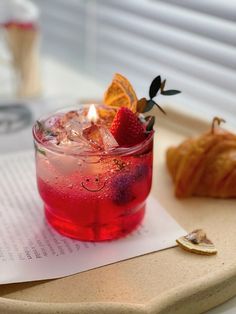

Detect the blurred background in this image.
[1,2,236,312]
[0,0,236,151]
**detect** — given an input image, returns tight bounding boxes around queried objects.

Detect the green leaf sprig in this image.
[34,142,46,156]
[36,120,56,137]
[145,116,155,132]
[137,75,181,115]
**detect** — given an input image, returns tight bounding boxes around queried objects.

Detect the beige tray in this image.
[1,106,236,314]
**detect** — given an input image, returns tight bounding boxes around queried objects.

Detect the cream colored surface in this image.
[0,106,235,314]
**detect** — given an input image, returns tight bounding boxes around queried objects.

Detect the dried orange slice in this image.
[176,229,217,255]
[103,73,138,112]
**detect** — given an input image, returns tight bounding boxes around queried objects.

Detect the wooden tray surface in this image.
[0,106,235,314]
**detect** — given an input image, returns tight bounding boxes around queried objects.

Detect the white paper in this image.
[0,151,185,284]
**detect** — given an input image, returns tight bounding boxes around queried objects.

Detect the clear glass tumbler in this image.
[33,106,154,241]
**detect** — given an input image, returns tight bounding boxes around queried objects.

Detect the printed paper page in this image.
[0,151,185,284]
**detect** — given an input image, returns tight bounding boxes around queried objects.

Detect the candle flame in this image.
[87,104,98,123]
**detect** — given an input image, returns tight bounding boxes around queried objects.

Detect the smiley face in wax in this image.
[81,175,106,192]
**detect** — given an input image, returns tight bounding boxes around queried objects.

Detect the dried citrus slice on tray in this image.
[176,229,217,255]
[104,73,138,112]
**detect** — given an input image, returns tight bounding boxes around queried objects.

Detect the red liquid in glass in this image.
[36,151,153,241]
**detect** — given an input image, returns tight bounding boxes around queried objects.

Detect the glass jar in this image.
[33,105,154,241]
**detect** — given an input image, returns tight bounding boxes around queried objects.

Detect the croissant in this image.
[166,118,236,198]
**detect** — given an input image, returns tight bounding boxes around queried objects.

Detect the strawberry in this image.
[110,76,181,146]
[110,107,146,146]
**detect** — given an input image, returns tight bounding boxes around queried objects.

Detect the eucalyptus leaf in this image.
[146,116,155,132]
[34,143,46,156]
[161,89,181,96]
[36,120,55,137]
[45,129,56,136]
[142,100,155,113]
[144,115,152,121]
[149,76,161,99]
[152,101,166,115]
[36,120,44,131]
[37,148,46,156]
[160,79,166,92]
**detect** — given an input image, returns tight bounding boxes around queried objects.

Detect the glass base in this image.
[45,204,145,242]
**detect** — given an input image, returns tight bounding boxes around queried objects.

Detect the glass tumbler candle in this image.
[33,104,154,241]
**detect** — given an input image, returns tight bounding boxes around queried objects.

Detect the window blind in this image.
[33,0,236,124]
